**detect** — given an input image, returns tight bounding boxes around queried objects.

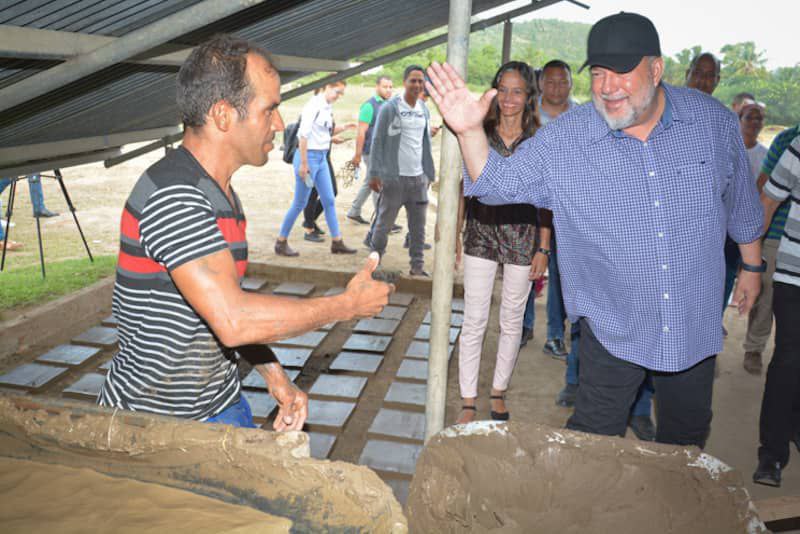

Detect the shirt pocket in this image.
[671,162,715,219]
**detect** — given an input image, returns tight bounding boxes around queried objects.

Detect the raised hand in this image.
[425,62,496,136]
[345,252,394,318]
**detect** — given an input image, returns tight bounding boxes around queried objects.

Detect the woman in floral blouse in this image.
[455,61,552,423]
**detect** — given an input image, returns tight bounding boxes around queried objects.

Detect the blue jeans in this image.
[279,149,341,239]
[565,320,653,416]
[1,176,47,239]
[546,238,567,341]
[206,395,257,428]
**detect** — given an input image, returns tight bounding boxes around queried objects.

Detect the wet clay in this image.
[0,457,291,533]
[407,421,766,534]
[0,394,407,533]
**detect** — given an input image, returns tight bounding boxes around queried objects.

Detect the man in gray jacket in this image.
[367,65,436,276]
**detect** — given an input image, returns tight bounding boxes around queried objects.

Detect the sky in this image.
[482,0,798,70]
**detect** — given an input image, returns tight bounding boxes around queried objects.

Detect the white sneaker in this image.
[0,220,14,229]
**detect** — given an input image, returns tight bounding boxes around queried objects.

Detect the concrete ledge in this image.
[0,277,114,361]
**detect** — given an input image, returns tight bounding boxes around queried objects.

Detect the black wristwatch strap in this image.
[741,259,767,273]
[537,247,551,257]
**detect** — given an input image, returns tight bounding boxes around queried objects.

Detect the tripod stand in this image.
[1,169,93,278]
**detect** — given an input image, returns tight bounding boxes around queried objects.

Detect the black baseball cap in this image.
[579,12,661,73]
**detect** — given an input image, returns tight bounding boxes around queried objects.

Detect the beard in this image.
[592,82,657,131]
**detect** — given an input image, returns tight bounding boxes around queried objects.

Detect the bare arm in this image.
[425,62,495,182]
[352,121,369,165]
[756,171,769,192]
[298,137,309,178]
[761,190,781,235]
[171,250,392,347]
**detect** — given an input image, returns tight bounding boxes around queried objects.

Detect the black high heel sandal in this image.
[490,394,509,421]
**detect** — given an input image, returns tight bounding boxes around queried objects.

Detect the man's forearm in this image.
[739,240,762,267]
[228,291,357,346]
[354,123,368,159]
[761,192,781,236]
[457,129,490,182]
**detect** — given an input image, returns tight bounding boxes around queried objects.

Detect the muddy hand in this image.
[346,252,394,318]
[271,376,308,432]
[425,62,496,135]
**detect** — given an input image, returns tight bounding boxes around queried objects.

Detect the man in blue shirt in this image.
[426,12,763,447]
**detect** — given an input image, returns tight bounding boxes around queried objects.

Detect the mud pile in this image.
[407,421,764,533]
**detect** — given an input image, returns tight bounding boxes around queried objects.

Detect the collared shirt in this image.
[537,96,577,126]
[397,92,427,176]
[298,93,334,150]
[765,136,800,287]
[464,83,762,372]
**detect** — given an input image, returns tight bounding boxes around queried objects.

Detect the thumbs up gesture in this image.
[345,252,394,318]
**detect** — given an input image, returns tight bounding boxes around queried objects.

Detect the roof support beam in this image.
[0,126,182,167]
[0,0,270,114]
[280,0,565,101]
[0,25,350,72]
[0,149,122,178]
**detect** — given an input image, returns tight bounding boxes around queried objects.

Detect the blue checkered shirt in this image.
[464,83,763,371]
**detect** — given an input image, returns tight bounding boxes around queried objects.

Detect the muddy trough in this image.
[0,394,406,533]
[407,421,766,533]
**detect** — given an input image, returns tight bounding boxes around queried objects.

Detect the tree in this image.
[721,42,768,82]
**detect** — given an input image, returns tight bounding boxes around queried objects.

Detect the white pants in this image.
[458,254,532,398]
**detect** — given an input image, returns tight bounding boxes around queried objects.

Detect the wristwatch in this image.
[740,259,767,273]
[537,247,551,257]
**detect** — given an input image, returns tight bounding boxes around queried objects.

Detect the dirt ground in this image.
[2,85,794,520]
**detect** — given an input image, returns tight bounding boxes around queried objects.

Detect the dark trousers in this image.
[566,319,715,448]
[758,281,800,466]
[303,156,337,229]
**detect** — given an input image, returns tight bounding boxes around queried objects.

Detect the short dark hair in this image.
[403,65,425,81]
[687,52,721,76]
[542,60,571,74]
[177,34,274,128]
[376,75,391,85]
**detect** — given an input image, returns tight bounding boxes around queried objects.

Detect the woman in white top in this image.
[275,81,357,256]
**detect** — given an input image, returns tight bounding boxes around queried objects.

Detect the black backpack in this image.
[281,110,321,164]
[281,117,301,164]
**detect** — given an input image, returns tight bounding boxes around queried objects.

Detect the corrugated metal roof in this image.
[0,0,553,160]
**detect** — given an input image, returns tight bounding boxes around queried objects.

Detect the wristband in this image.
[740,259,767,273]
[537,248,551,257]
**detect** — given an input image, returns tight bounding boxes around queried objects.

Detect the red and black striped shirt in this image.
[99,146,247,420]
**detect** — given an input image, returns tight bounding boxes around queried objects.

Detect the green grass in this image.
[0,255,116,313]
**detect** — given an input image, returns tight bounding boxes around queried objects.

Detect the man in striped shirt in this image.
[754,134,800,487]
[743,124,799,374]
[99,35,392,430]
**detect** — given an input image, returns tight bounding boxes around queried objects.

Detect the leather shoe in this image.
[347,214,370,225]
[34,208,58,218]
[274,240,299,257]
[331,240,357,254]
[555,383,577,407]
[628,415,656,441]
[409,268,430,277]
[743,351,762,375]
[753,457,782,487]
[304,232,324,243]
[543,338,567,361]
